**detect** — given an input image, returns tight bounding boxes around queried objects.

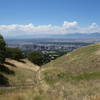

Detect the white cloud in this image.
[78,23,100,33]
[0,21,100,38]
[63,21,78,28]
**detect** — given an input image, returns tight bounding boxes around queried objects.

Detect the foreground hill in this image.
[0,59,39,86]
[40,43,100,83]
[39,43,100,100]
[43,43,100,73]
[1,44,100,100]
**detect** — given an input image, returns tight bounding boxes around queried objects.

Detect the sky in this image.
[0,0,100,38]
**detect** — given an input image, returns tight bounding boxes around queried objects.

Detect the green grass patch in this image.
[44,71,100,85]
[72,72,100,81]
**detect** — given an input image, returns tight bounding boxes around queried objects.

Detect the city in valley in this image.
[7,39,92,54]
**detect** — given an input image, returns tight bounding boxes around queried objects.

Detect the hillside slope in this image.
[1,44,100,100]
[0,59,39,86]
[41,43,100,84]
[38,43,100,100]
[42,43,100,74]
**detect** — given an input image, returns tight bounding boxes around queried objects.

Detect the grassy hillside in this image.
[1,43,100,100]
[41,43,100,83]
[0,59,39,86]
[42,43,100,74]
[39,43,100,100]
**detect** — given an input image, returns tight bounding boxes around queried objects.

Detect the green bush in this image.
[0,35,6,65]
[6,48,24,60]
[27,51,44,66]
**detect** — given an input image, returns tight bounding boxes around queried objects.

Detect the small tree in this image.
[6,48,24,60]
[27,51,44,66]
[0,35,6,65]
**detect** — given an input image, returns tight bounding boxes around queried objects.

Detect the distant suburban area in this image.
[6,39,92,58]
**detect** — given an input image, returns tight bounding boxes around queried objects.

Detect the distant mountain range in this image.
[5,33,100,42]
[47,33,100,38]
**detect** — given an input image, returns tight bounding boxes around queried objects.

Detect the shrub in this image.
[0,35,6,65]
[27,51,44,66]
[6,48,24,60]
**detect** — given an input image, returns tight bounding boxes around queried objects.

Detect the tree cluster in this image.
[27,51,44,66]
[0,35,6,65]
[6,48,24,60]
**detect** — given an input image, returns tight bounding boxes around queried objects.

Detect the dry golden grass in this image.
[0,59,39,86]
[5,59,39,71]
[0,80,100,100]
[1,43,100,100]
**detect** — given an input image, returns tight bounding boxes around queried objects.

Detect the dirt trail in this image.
[36,67,50,91]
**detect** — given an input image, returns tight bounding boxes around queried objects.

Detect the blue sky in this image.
[0,0,100,25]
[0,0,100,38]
